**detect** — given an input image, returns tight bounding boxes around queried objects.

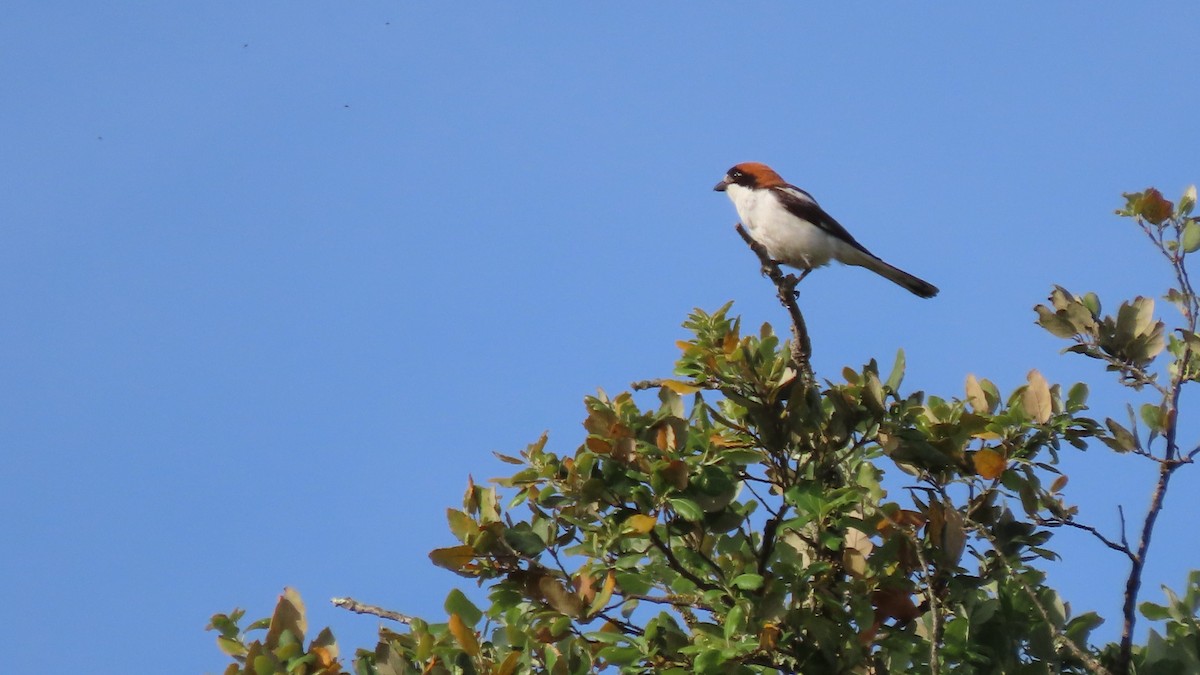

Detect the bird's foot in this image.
[782,270,811,298]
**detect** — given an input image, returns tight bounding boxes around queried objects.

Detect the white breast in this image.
[724,184,836,270]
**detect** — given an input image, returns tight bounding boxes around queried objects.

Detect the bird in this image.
[715,162,938,298]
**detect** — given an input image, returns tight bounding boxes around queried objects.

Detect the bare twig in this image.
[331,597,414,624]
[735,224,815,384]
[1038,517,1135,562]
[1118,505,1129,551]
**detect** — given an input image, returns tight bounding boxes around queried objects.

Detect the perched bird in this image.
[715,162,938,298]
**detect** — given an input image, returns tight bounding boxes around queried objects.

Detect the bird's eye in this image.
[731,170,743,179]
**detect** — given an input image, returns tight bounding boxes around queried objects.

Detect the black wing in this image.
[771,185,876,258]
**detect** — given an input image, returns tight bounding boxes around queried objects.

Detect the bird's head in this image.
[714,162,787,192]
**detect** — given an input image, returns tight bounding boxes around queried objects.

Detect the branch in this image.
[331,597,414,624]
[735,224,815,384]
[624,593,710,609]
[909,532,943,675]
[1115,233,1194,672]
[649,529,721,593]
[1037,517,1135,562]
[1117,458,1180,672]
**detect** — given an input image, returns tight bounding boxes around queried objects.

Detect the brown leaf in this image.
[661,460,689,490]
[1140,188,1174,225]
[265,587,306,649]
[575,570,596,605]
[588,571,616,617]
[429,545,477,573]
[1050,474,1069,493]
[759,622,781,651]
[973,448,1006,480]
[538,576,585,617]
[843,527,873,577]
[495,652,521,675]
[655,424,676,451]
[1022,369,1052,423]
[585,437,612,454]
[941,506,966,567]
[872,587,921,623]
[448,613,479,656]
[965,374,988,412]
[722,332,739,355]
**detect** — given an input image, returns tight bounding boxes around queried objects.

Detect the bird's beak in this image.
[713,176,730,192]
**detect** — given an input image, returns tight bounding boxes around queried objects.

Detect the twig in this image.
[1118,506,1129,551]
[1038,517,1135,561]
[624,593,710,609]
[649,529,721,593]
[909,528,942,675]
[1115,237,1194,672]
[735,224,815,384]
[1117,455,1181,671]
[331,597,414,624]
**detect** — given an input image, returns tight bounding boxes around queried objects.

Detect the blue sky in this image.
[4,3,1199,672]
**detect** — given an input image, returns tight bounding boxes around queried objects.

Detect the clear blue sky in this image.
[4,4,1199,672]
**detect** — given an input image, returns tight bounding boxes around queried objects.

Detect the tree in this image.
[210,187,1200,674]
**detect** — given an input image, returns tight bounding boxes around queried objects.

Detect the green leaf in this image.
[1140,403,1165,434]
[614,571,652,595]
[1180,184,1197,217]
[694,648,726,674]
[731,573,764,590]
[1035,305,1077,338]
[446,509,478,544]
[668,497,704,522]
[885,349,906,391]
[724,604,745,640]
[1103,418,1138,453]
[596,645,642,666]
[1066,382,1089,410]
[1139,601,1171,621]
[444,589,483,626]
[1183,221,1200,253]
[216,636,246,656]
[502,522,547,556]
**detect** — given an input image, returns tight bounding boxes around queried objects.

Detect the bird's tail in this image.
[855,255,939,298]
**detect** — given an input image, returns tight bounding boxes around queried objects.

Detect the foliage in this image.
[211,187,1200,674]
[209,588,343,674]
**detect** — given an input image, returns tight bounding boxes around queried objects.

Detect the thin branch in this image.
[593,610,645,637]
[735,224,815,384]
[631,378,717,392]
[649,529,721,593]
[1038,517,1135,562]
[1115,226,1194,672]
[758,504,790,576]
[623,593,710,609]
[1117,453,1181,671]
[1118,505,1130,551]
[630,378,665,391]
[331,597,414,624]
[909,529,942,675]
